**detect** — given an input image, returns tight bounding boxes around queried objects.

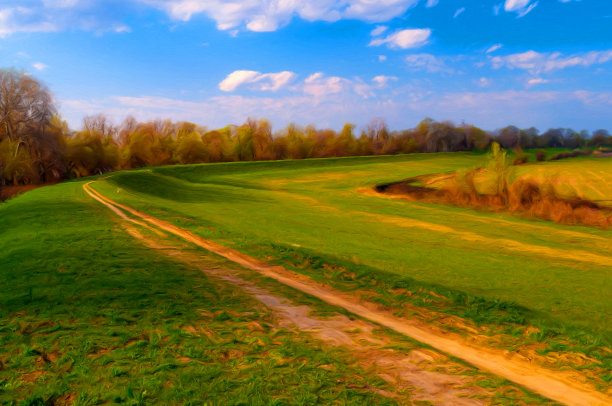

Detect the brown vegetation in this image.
[378,144,612,228]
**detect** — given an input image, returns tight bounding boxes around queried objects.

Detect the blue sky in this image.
[1,0,611,131]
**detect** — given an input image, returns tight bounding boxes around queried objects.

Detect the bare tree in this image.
[82,114,117,139]
[0,69,60,185]
[0,69,55,144]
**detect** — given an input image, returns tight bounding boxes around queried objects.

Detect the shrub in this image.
[513,155,529,165]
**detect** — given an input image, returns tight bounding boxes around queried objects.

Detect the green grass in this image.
[0,181,400,404]
[88,154,611,362]
[2,152,611,401]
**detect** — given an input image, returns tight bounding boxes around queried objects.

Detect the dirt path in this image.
[123,225,491,404]
[83,181,612,406]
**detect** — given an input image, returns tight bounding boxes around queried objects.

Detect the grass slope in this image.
[0,181,398,405]
[91,154,611,344]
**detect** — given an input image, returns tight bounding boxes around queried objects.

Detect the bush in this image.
[549,150,591,161]
[535,150,546,161]
[513,155,529,165]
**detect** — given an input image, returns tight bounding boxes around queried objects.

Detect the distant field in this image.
[514,158,612,202]
[88,153,612,345]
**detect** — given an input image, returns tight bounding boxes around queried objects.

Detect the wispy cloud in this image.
[114,25,131,33]
[491,50,612,74]
[405,53,451,73]
[425,0,439,7]
[372,75,398,88]
[369,28,431,49]
[476,77,492,87]
[370,25,388,37]
[0,2,134,37]
[526,77,549,87]
[302,73,347,97]
[504,0,538,18]
[0,7,57,37]
[32,62,48,71]
[140,0,421,32]
[453,7,466,18]
[486,44,503,54]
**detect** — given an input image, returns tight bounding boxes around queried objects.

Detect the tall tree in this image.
[0,69,60,185]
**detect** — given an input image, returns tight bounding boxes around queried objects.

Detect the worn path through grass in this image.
[84,180,611,406]
[95,155,612,339]
[0,180,401,405]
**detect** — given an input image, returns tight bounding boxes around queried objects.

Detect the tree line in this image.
[1,68,611,188]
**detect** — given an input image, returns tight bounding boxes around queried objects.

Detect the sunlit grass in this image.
[0,182,397,404]
[90,154,611,382]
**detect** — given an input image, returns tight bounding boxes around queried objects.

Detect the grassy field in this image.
[86,152,612,388]
[2,152,611,402]
[0,181,407,404]
[90,154,611,338]
[513,157,612,202]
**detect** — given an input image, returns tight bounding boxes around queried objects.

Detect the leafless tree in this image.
[0,69,55,145]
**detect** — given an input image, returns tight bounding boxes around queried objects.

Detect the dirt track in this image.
[84,181,612,406]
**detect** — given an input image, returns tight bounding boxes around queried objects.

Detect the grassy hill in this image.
[2,152,611,403]
[91,154,612,337]
[0,181,399,404]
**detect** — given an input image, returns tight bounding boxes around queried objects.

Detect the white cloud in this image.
[504,0,530,11]
[218,70,386,100]
[0,7,57,37]
[141,0,421,32]
[219,71,261,92]
[0,2,134,37]
[491,50,612,74]
[504,0,538,18]
[426,0,439,7]
[219,70,297,92]
[378,55,387,62]
[0,0,424,36]
[370,25,388,37]
[303,72,347,97]
[404,53,451,73]
[476,77,492,87]
[302,72,387,99]
[526,78,549,87]
[453,7,465,18]
[369,28,431,49]
[114,25,131,33]
[516,3,537,17]
[32,62,48,71]
[372,75,398,88]
[486,44,503,54]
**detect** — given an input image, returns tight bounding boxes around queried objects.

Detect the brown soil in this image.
[83,181,612,406]
[21,370,45,383]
